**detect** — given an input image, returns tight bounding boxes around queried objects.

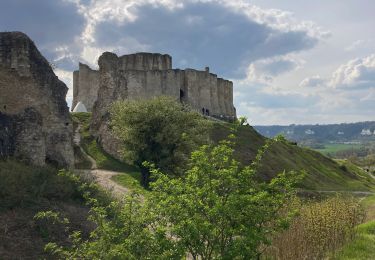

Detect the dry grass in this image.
[265,196,364,259]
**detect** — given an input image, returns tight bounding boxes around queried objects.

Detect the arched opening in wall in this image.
[180,89,185,103]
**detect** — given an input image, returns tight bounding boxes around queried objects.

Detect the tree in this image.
[148,137,303,259]
[110,96,211,187]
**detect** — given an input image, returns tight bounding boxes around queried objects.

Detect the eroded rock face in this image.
[0,32,74,167]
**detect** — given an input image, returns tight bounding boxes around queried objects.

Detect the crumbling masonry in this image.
[0,32,74,168]
[73,52,236,120]
[73,52,237,159]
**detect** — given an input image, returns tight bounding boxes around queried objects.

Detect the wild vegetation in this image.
[267,196,364,259]
[39,137,303,259]
[2,98,375,259]
[72,112,375,193]
[0,160,110,259]
[110,97,211,187]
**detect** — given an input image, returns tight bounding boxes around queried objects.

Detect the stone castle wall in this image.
[0,32,74,167]
[74,52,236,119]
[85,52,236,158]
[73,63,100,112]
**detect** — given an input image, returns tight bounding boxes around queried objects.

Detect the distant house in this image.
[305,129,315,135]
[337,131,344,135]
[286,130,294,135]
[360,129,372,136]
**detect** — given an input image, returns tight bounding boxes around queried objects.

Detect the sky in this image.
[1,0,374,125]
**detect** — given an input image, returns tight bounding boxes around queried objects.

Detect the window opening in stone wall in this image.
[180,89,185,102]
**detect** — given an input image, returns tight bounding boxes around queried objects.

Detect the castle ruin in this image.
[0,32,74,167]
[73,52,236,120]
[73,51,236,159]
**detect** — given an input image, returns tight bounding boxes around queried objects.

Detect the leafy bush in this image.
[110,96,211,186]
[42,137,302,259]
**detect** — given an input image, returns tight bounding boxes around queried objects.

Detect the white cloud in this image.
[62,0,327,77]
[360,88,375,101]
[246,55,303,84]
[345,39,372,52]
[330,54,375,89]
[299,75,324,88]
[217,0,330,39]
[54,68,74,98]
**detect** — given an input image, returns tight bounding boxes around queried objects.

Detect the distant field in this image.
[314,143,363,156]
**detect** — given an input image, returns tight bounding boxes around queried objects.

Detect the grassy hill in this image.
[212,123,375,191]
[72,113,375,192]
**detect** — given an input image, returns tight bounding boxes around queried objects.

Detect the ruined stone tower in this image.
[0,32,74,167]
[74,51,236,159]
[73,52,236,120]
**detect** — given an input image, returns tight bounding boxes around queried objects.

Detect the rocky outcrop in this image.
[0,32,74,167]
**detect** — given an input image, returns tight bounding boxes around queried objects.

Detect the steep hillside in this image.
[72,113,375,192]
[212,123,375,191]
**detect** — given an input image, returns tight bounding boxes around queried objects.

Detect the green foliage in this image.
[44,194,181,259]
[34,211,70,240]
[147,138,302,259]
[111,173,149,197]
[235,116,248,126]
[41,138,302,259]
[110,96,211,186]
[72,112,137,173]
[334,220,375,260]
[0,160,89,209]
[72,112,148,194]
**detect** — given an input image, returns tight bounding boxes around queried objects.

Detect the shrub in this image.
[41,138,303,259]
[267,196,364,259]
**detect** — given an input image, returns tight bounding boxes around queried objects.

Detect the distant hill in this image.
[254,121,375,144]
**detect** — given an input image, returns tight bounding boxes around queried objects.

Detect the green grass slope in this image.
[71,112,146,195]
[72,113,375,192]
[333,195,375,259]
[211,123,375,191]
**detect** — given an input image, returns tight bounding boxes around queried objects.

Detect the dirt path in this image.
[90,169,130,198]
[74,125,128,198]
